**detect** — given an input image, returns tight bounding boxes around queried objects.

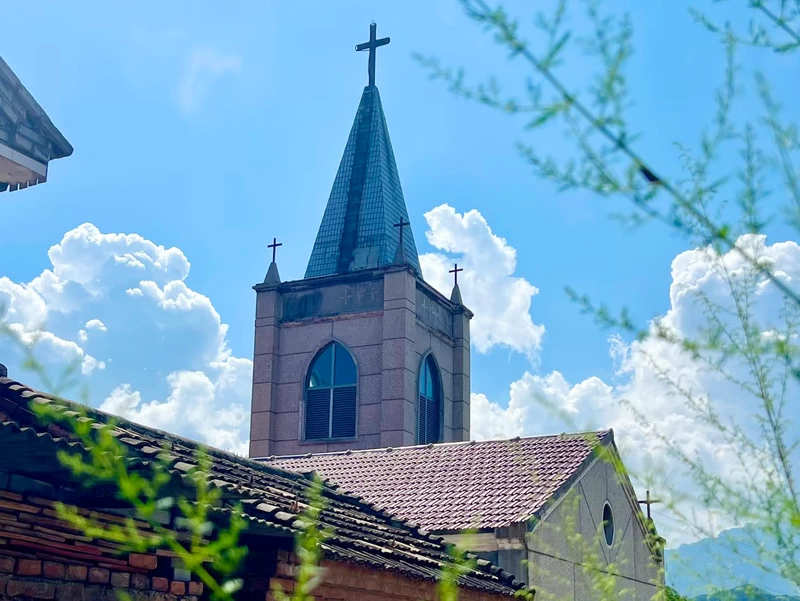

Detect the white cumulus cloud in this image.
[420,204,545,360]
[471,233,800,545]
[0,223,251,453]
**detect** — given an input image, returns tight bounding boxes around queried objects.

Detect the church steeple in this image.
[250,24,471,459]
[304,23,420,279]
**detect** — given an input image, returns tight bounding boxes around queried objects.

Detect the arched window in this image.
[305,342,357,440]
[418,354,442,444]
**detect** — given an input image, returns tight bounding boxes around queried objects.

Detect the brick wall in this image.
[0,489,205,601]
[267,551,511,601]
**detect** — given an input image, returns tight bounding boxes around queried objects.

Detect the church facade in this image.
[249,23,665,601]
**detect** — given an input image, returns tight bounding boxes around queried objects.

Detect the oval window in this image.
[602,501,614,547]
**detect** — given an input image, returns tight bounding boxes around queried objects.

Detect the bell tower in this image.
[248,24,472,458]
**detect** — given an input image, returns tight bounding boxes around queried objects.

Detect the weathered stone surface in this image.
[279,321,332,355]
[252,354,275,384]
[110,572,130,588]
[273,412,300,442]
[351,345,382,377]
[380,398,416,433]
[249,411,273,441]
[88,568,109,584]
[358,402,381,435]
[251,382,273,413]
[65,565,87,582]
[55,583,82,601]
[273,382,302,413]
[0,556,14,573]
[333,315,383,347]
[275,352,309,385]
[358,373,382,405]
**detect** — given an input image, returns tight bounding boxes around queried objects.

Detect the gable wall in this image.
[527,457,663,600]
[439,457,664,600]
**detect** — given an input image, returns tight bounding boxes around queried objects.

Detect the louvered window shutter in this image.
[425,394,439,444]
[331,386,357,438]
[305,388,331,440]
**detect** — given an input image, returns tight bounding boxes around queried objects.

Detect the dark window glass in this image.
[418,354,441,444]
[603,502,615,546]
[305,342,357,440]
[309,344,333,388]
[334,345,357,385]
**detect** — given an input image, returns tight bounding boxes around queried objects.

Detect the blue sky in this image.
[2,1,799,537]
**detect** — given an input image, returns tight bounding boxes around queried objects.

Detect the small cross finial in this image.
[393,217,410,248]
[268,237,282,263]
[637,489,661,520]
[355,22,390,87]
[449,263,464,287]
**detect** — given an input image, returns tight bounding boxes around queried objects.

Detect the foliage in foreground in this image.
[416,0,800,598]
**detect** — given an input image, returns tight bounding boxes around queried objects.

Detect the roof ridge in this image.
[258,429,613,462]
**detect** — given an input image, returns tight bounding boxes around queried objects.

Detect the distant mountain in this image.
[693,586,800,601]
[665,526,798,597]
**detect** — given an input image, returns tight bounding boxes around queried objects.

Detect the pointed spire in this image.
[393,240,407,265]
[264,237,282,286]
[449,263,464,304]
[264,261,281,286]
[450,283,463,305]
[305,49,420,279]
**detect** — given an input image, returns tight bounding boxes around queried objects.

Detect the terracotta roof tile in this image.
[266,432,612,532]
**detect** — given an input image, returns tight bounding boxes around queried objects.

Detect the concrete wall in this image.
[249,265,471,457]
[526,458,663,600]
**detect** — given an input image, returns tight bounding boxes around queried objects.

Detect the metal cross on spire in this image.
[393,217,409,248]
[449,263,464,287]
[637,489,661,520]
[355,22,390,87]
[268,237,282,263]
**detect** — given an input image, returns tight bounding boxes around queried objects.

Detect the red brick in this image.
[131,573,149,590]
[0,575,8,595]
[188,581,204,596]
[0,556,14,574]
[169,581,186,595]
[16,559,42,576]
[128,553,157,570]
[65,565,87,582]
[152,577,168,592]
[43,562,66,579]
[110,572,130,588]
[88,567,109,584]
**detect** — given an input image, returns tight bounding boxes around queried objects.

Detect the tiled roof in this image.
[304,85,420,278]
[266,432,614,532]
[0,56,73,159]
[0,377,525,596]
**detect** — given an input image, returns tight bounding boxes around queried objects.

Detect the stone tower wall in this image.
[249,266,471,458]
